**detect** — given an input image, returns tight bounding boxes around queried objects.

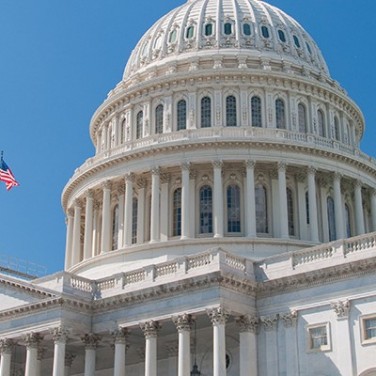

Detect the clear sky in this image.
[0,0,375,276]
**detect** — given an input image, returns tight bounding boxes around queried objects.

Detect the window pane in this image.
[305,191,310,225]
[186,26,194,39]
[306,42,312,55]
[287,188,294,236]
[112,205,119,250]
[318,109,325,137]
[255,184,268,233]
[261,26,269,38]
[200,185,213,234]
[298,103,307,133]
[345,204,351,238]
[173,188,182,236]
[243,23,251,36]
[136,111,143,139]
[227,185,241,232]
[224,23,232,35]
[226,96,237,127]
[327,197,336,241]
[201,96,211,128]
[293,35,301,48]
[334,117,340,141]
[177,100,187,130]
[205,23,213,36]
[278,30,286,43]
[155,104,164,134]
[276,99,286,129]
[310,326,328,349]
[169,30,177,43]
[365,318,376,339]
[251,96,262,127]
[132,198,138,244]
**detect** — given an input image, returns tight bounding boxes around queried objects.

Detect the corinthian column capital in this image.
[207,306,228,326]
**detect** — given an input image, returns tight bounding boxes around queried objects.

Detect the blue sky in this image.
[0,0,375,275]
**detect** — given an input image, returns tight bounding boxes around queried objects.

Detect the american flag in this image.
[0,157,19,191]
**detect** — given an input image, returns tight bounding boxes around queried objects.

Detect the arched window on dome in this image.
[132,198,138,244]
[169,29,177,44]
[173,188,182,236]
[305,191,310,225]
[317,109,325,137]
[226,95,237,127]
[201,96,212,128]
[155,104,164,134]
[278,30,286,43]
[298,103,307,133]
[243,23,252,36]
[186,25,195,39]
[276,99,286,129]
[255,184,268,233]
[287,188,295,236]
[293,35,301,48]
[334,116,340,141]
[112,204,119,251]
[306,41,313,55]
[136,110,143,139]
[227,184,241,233]
[327,196,336,241]
[251,96,262,127]
[261,25,270,39]
[204,23,214,37]
[345,203,352,238]
[177,100,187,131]
[224,22,233,36]
[199,185,213,234]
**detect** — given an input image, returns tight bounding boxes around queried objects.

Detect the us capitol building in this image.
[1,0,376,375]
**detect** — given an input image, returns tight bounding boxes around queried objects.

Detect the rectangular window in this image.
[307,323,331,352]
[361,315,376,345]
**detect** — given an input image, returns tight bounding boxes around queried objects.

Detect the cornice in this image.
[0,276,56,299]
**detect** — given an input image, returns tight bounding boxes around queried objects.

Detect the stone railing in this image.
[292,245,335,267]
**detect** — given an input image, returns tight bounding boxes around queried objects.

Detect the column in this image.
[101,181,112,253]
[245,160,256,237]
[331,301,353,376]
[189,171,196,237]
[371,189,376,232]
[71,200,82,266]
[137,178,146,244]
[236,315,258,376]
[281,311,298,376]
[319,178,329,242]
[207,307,228,376]
[83,190,94,260]
[278,162,289,239]
[81,334,100,376]
[52,327,68,376]
[181,163,191,239]
[0,339,14,376]
[307,167,319,242]
[124,173,134,246]
[117,185,125,249]
[150,168,160,243]
[173,314,193,376]
[92,201,100,257]
[213,161,224,238]
[333,173,344,240]
[140,321,161,376]
[64,353,76,376]
[166,344,178,375]
[260,315,278,376]
[160,174,170,241]
[112,328,128,376]
[354,180,365,235]
[25,333,43,376]
[64,209,74,270]
[36,347,45,376]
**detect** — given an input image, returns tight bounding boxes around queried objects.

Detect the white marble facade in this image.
[1,0,376,375]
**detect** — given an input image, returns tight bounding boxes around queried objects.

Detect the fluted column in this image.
[307,167,319,242]
[83,190,94,260]
[173,314,193,376]
[36,347,45,376]
[71,200,82,265]
[281,311,298,376]
[25,333,43,376]
[160,174,170,241]
[52,327,68,376]
[333,173,344,240]
[137,178,146,244]
[150,168,160,243]
[213,161,224,238]
[260,315,278,376]
[181,163,191,239]
[371,189,376,232]
[64,209,74,270]
[81,334,100,376]
[113,328,129,376]
[245,160,256,237]
[124,173,134,246]
[236,315,258,376]
[207,307,228,376]
[278,162,289,239]
[64,353,76,376]
[0,339,14,376]
[101,181,112,253]
[354,180,365,235]
[140,321,161,376]
[117,185,125,248]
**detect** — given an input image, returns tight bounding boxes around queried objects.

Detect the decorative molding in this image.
[207,306,228,326]
[81,333,101,349]
[65,352,76,368]
[260,314,278,331]
[24,332,43,349]
[140,320,161,339]
[331,300,350,319]
[112,328,129,344]
[172,313,193,332]
[0,339,15,355]
[280,310,298,328]
[51,326,69,343]
[236,314,259,333]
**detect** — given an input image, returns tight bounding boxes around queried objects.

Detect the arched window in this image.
[327,197,336,241]
[177,100,187,131]
[293,35,301,48]
[224,23,233,35]
[169,29,177,43]
[243,23,251,36]
[201,96,212,128]
[186,26,195,39]
[261,26,270,38]
[155,104,164,134]
[251,96,262,127]
[112,205,119,250]
[136,111,143,139]
[345,204,352,238]
[227,184,241,233]
[318,109,325,137]
[305,191,310,224]
[173,188,182,236]
[255,184,268,233]
[132,198,138,244]
[287,188,295,236]
[199,185,213,234]
[226,95,237,127]
[276,99,286,129]
[205,23,213,36]
[278,30,286,43]
[298,103,307,133]
[334,116,340,141]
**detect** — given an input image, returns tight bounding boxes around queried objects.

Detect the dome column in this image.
[307,167,319,242]
[333,173,344,240]
[150,168,160,243]
[354,180,365,235]
[0,339,14,376]
[213,161,224,238]
[173,314,193,376]
[64,209,74,270]
[245,160,256,237]
[83,190,94,260]
[160,174,170,241]
[137,178,146,244]
[101,181,112,253]
[371,189,376,232]
[278,162,289,239]
[124,173,134,246]
[181,163,191,239]
[117,185,125,248]
[71,200,82,265]
[140,321,160,376]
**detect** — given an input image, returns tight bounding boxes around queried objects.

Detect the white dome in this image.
[123,0,329,81]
